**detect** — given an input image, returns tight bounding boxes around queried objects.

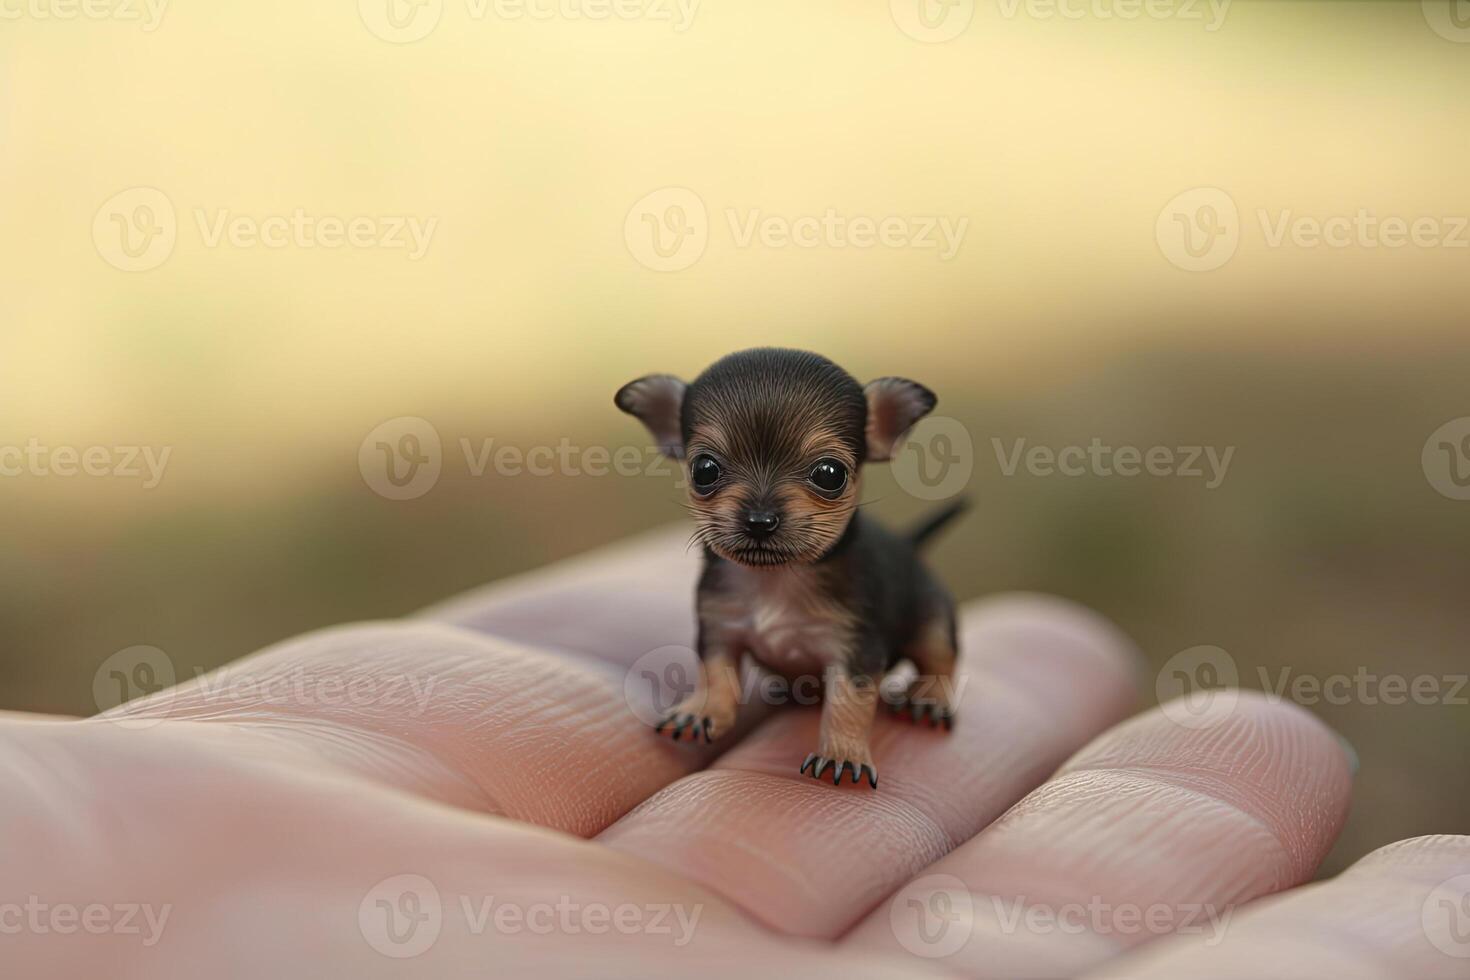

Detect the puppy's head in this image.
[616,348,935,567]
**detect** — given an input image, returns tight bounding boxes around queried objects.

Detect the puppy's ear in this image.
[615,374,687,458]
[864,377,936,461]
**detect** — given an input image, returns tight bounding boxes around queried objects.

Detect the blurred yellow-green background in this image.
[2,1,1467,874]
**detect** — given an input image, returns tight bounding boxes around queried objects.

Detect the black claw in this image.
[812,756,832,779]
[702,718,712,743]
[860,764,877,788]
[832,761,846,785]
[800,752,817,775]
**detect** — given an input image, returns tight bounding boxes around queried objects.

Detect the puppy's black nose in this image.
[744,511,780,538]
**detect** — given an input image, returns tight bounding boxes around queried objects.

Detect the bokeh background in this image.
[2,0,1467,876]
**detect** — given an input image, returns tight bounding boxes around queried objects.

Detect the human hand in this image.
[2,528,1465,978]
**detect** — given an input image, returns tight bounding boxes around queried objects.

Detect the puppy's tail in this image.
[908,497,970,549]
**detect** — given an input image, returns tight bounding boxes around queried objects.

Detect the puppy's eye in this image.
[809,458,848,496]
[689,454,722,494]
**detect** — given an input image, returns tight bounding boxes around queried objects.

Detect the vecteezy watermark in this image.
[1422,0,1470,43]
[1258,666,1468,708]
[889,874,974,958]
[93,187,437,272]
[92,646,439,728]
[358,416,682,501]
[992,437,1234,489]
[624,187,970,272]
[996,0,1230,30]
[1156,187,1240,272]
[0,898,171,946]
[0,0,168,30]
[890,0,973,42]
[92,646,177,729]
[893,419,1233,501]
[1423,417,1470,501]
[358,0,698,43]
[1158,644,1469,729]
[621,645,968,723]
[887,876,1233,959]
[986,896,1231,945]
[1156,645,1240,729]
[1157,187,1470,272]
[357,875,702,958]
[1423,874,1470,958]
[892,416,975,502]
[359,417,444,501]
[0,439,172,488]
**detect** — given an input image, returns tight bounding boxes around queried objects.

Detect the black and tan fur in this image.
[616,348,965,789]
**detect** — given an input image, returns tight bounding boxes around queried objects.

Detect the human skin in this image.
[1,527,1465,978]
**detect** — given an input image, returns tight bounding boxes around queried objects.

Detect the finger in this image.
[597,594,1142,938]
[845,692,1354,978]
[101,620,754,836]
[419,525,700,667]
[1091,835,1470,979]
[0,718,939,980]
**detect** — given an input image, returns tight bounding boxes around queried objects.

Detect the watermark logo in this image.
[1423,874,1470,958]
[988,896,1232,943]
[94,189,436,271]
[623,648,967,718]
[358,876,701,956]
[889,874,973,958]
[891,0,974,43]
[94,188,177,272]
[361,0,698,40]
[1423,417,1470,501]
[359,0,443,42]
[1157,187,1239,272]
[358,421,682,500]
[893,416,975,501]
[1423,0,1470,42]
[359,417,444,501]
[624,188,969,271]
[1157,645,1239,729]
[92,646,176,729]
[1160,187,1469,271]
[359,874,443,958]
[994,437,1234,488]
[995,0,1230,30]
[624,645,707,726]
[893,421,1237,500]
[625,187,708,272]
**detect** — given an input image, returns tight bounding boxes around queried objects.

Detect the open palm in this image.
[3,528,1466,978]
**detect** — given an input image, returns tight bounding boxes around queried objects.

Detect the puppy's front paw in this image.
[890,679,956,730]
[653,699,734,744]
[799,752,878,789]
[889,699,955,730]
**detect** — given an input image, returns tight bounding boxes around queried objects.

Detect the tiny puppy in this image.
[616,348,966,788]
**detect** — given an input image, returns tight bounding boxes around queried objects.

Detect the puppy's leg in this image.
[800,661,880,788]
[655,649,741,744]
[896,596,960,730]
